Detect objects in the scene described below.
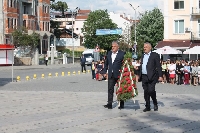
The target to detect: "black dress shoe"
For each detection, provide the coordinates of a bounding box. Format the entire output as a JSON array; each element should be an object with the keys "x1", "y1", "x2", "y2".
[
  {"x1": 143, "y1": 108, "x2": 151, "y2": 112},
  {"x1": 154, "y1": 105, "x2": 158, "y2": 111},
  {"x1": 118, "y1": 100, "x2": 124, "y2": 110},
  {"x1": 118, "y1": 106, "x2": 124, "y2": 110},
  {"x1": 104, "y1": 104, "x2": 112, "y2": 109}
]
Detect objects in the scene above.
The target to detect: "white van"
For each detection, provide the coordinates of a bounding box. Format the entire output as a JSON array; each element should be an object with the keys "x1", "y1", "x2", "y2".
[{"x1": 82, "y1": 49, "x2": 95, "y2": 65}]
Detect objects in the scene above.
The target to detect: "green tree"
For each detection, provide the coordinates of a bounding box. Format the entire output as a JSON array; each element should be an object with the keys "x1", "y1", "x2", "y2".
[
  {"x1": 82, "y1": 9, "x2": 119, "y2": 50},
  {"x1": 50, "y1": 1, "x2": 68, "y2": 17},
  {"x1": 50, "y1": 20, "x2": 62, "y2": 38},
  {"x1": 50, "y1": 1, "x2": 68, "y2": 38},
  {"x1": 12, "y1": 27, "x2": 40, "y2": 56},
  {"x1": 132, "y1": 8, "x2": 164, "y2": 55}
]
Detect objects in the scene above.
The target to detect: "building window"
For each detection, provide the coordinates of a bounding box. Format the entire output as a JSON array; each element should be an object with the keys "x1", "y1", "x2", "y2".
[
  {"x1": 47, "y1": 22, "x2": 49, "y2": 31},
  {"x1": 24, "y1": 5, "x2": 27, "y2": 14},
  {"x1": 174, "y1": 0, "x2": 184, "y2": 9},
  {"x1": 10, "y1": 0, "x2": 13, "y2": 7},
  {"x1": 174, "y1": 20, "x2": 184, "y2": 33},
  {"x1": 23, "y1": 20, "x2": 26, "y2": 27},
  {"x1": 10, "y1": 18, "x2": 13, "y2": 29},
  {"x1": 7, "y1": 18, "x2": 10, "y2": 28},
  {"x1": 43, "y1": 5, "x2": 45, "y2": 13},
  {"x1": 47, "y1": 6, "x2": 50, "y2": 13},
  {"x1": 76, "y1": 28, "x2": 78, "y2": 30},
  {"x1": 43, "y1": 22, "x2": 45, "y2": 31}
]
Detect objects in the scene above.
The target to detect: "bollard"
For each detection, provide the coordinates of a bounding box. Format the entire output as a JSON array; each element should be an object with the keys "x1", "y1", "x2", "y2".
[
  {"x1": 41, "y1": 74, "x2": 45, "y2": 78},
  {"x1": 55, "y1": 72, "x2": 58, "y2": 77},
  {"x1": 87, "y1": 70, "x2": 90, "y2": 73},
  {"x1": 26, "y1": 76, "x2": 30, "y2": 81},
  {"x1": 78, "y1": 71, "x2": 81, "y2": 74},
  {"x1": 62, "y1": 72, "x2": 65, "y2": 76},
  {"x1": 73, "y1": 71, "x2": 76, "y2": 75},
  {"x1": 16, "y1": 76, "x2": 20, "y2": 82},
  {"x1": 67, "y1": 72, "x2": 70, "y2": 76},
  {"x1": 83, "y1": 70, "x2": 86, "y2": 74},
  {"x1": 48, "y1": 73, "x2": 52, "y2": 77},
  {"x1": 33, "y1": 74, "x2": 37, "y2": 79}
]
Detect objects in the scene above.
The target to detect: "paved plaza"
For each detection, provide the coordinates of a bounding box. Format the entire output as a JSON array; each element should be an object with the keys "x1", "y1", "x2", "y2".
[{"x1": 0, "y1": 70, "x2": 200, "y2": 133}]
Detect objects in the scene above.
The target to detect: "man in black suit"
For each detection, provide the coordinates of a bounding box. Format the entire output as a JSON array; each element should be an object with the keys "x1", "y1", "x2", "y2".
[
  {"x1": 139, "y1": 42, "x2": 162, "y2": 112},
  {"x1": 103, "y1": 41, "x2": 125, "y2": 109}
]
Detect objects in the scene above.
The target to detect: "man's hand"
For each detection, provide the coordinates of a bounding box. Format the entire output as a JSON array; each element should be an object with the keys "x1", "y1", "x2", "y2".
[{"x1": 158, "y1": 77, "x2": 163, "y2": 82}]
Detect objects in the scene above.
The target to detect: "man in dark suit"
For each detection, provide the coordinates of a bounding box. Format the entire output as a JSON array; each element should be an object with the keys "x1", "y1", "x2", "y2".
[
  {"x1": 80, "y1": 54, "x2": 86, "y2": 72},
  {"x1": 139, "y1": 42, "x2": 162, "y2": 112},
  {"x1": 103, "y1": 41, "x2": 125, "y2": 109}
]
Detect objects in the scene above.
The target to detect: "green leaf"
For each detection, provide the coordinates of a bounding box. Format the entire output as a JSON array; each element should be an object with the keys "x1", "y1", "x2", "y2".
[
  {"x1": 82, "y1": 10, "x2": 119, "y2": 50},
  {"x1": 131, "y1": 7, "x2": 164, "y2": 56}
]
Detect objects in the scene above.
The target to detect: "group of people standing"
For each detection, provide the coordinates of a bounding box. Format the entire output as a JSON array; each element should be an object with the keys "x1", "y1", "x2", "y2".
[
  {"x1": 132, "y1": 57, "x2": 200, "y2": 86},
  {"x1": 91, "y1": 60, "x2": 108, "y2": 81},
  {"x1": 160, "y1": 60, "x2": 200, "y2": 86}
]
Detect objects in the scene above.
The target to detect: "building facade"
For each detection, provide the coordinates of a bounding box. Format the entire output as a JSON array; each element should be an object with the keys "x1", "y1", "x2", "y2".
[
  {"x1": 109, "y1": 12, "x2": 133, "y2": 46},
  {"x1": 0, "y1": 0, "x2": 51, "y2": 54},
  {"x1": 51, "y1": 9, "x2": 90, "y2": 50},
  {"x1": 156, "y1": 0, "x2": 200, "y2": 50}
]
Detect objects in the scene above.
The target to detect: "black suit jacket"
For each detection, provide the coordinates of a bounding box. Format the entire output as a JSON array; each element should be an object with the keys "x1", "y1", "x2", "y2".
[
  {"x1": 139, "y1": 52, "x2": 162, "y2": 82},
  {"x1": 104, "y1": 50, "x2": 125, "y2": 79}
]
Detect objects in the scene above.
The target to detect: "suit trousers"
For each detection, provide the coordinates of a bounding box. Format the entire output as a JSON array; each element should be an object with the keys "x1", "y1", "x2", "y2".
[
  {"x1": 81, "y1": 64, "x2": 86, "y2": 72},
  {"x1": 142, "y1": 74, "x2": 158, "y2": 108},
  {"x1": 108, "y1": 74, "x2": 118, "y2": 105},
  {"x1": 177, "y1": 74, "x2": 182, "y2": 85}
]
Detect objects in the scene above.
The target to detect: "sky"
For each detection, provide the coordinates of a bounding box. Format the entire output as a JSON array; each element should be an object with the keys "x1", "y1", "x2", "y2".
[{"x1": 61, "y1": 0, "x2": 164, "y2": 18}]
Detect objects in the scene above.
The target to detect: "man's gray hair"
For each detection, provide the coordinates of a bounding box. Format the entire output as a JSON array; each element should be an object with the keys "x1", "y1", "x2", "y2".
[
  {"x1": 144, "y1": 42, "x2": 152, "y2": 48},
  {"x1": 112, "y1": 41, "x2": 119, "y2": 46}
]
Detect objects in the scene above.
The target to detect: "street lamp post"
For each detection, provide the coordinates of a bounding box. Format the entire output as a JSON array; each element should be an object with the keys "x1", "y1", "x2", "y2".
[
  {"x1": 129, "y1": 4, "x2": 139, "y2": 54},
  {"x1": 50, "y1": 44, "x2": 54, "y2": 65},
  {"x1": 71, "y1": 7, "x2": 78, "y2": 64}
]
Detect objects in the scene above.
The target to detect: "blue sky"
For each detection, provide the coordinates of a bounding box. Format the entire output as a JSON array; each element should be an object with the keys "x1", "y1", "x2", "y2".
[{"x1": 61, "y1": 0, "x2": 164, "y2": 18}]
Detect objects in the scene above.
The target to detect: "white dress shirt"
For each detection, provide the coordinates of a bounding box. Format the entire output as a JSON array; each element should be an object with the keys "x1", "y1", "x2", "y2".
[
  {"x1": 142, "y1": 52, "x2": 151, "y2": 74},
  {"x1": 111, "y1": 51, "x2": 118, "y2": 63}
]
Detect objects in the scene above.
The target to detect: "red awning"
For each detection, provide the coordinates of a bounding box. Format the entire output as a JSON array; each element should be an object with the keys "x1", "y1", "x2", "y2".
[
  {"x1": 155, "y1": 40, "x2": 191, "y2": 49},
  {"x1": 0, "y1": 44, "x2": 14, "y2": 49}
]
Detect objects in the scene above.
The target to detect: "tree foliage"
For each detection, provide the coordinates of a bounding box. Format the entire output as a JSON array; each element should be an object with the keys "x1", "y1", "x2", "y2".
[
  {"x1": 50, "y1": 20, "x2": 62, "y2": 38},
  {"x1": 82, "y1": 10, "x2": 119, "y2": 50},
  {"x1": 50, "y1": 1, "x2": 68, "y2": 38},
  {"x1": 50, "y1": 1, "x2": 68, "y2": 17},
  {"x1": 12, "y1": 27, "x2": 40, "y2": 54},
  {"x1": 132, "y1": 8, "x2": 164, "y2": 54}
]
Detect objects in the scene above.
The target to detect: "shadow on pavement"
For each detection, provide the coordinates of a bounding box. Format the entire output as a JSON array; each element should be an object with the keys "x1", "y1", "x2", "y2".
[
  {"x1": 121, "y1": 97, "x2": 200, "y2": 132},
  {"x1": 0, "y1": 78, "x2": 16, "y2": 87}
]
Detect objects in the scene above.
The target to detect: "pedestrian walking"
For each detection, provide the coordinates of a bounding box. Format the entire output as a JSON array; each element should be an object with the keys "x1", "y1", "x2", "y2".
[
  {"x1": 103, "y1": 41, "x2": 125, "y2": 109},
  {"x1": 45, "y1": 55, "x2": 48, "y2": 66},
  {"x1": 138, "y1": 42, "x2": 162, "y2": 112}
]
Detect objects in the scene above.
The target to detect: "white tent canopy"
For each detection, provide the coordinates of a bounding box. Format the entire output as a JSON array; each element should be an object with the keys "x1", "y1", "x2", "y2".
[
  {"x1": 183, "y1": 46, "x2": 200, "y2": 54},
  {"x1": 153, "y1": 46, "x2": 182, "y2": 54}
]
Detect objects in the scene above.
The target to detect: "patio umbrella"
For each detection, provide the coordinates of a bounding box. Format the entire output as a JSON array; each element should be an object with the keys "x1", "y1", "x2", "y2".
[{"x1": 183, "y1": 46, "x2": 200, "y2": 60}]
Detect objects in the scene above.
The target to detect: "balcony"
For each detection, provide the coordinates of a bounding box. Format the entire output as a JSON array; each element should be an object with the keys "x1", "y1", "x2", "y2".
[
  {"x1": 191, "y1": 31, "x2": 200, "y2": 40},
  {"x1": 191, "y1": 7, "x2": 200, "y2": 16}
]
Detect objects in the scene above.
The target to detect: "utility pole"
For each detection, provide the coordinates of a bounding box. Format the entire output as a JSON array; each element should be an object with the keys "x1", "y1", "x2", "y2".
[
  {"x1": 71, "y1": 7, "x2": 78, "y2": 64},
  {"x1": 129, "y1": 4, "x2": 139, "y2": 55}
]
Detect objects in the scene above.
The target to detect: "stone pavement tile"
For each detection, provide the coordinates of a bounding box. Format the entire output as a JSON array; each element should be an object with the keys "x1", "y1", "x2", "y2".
[{"x1": 0, "y1": 90, "x2": 200, "y2": 133}]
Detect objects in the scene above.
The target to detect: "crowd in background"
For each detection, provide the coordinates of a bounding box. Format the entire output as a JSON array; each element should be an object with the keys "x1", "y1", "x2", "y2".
[
  {"x1": 89, "y1": 53, "x2": 200, "y2": 86},
  {"x1": 133, "y1": 58, "x2": 200, "y2": 86},
  {"x1": 91, "y1": 56, "x2": 108, "y2": 81}
]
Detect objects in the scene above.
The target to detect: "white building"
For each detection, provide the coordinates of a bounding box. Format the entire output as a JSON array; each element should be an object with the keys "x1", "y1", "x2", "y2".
[
  {"x1": 51, "y1": 9, "x2": 91, "y2": 48},
  {"x1": 109, "y1": 12, "x2": 134, "y2": 45}
]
